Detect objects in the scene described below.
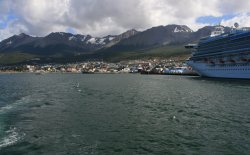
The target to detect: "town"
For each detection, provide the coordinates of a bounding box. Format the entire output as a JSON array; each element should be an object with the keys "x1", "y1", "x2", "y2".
[{"x1": 0, "y1": 58, "x2": 197, "y2": 75}]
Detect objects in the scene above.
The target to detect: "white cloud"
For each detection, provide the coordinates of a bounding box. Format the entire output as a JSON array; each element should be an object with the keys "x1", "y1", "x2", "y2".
[
  {"x1": 0, "y1": 19, "x2": 28, "y2": 41},
  {"x1": 221, "y1": 13, "x2": 250, "y2": 28},
  {"x1": 218, "y1": 0, "x2": 250, "y2": 14},
  {"x1": 0, "y1": 0, "x2": 249, "y2": 40}
]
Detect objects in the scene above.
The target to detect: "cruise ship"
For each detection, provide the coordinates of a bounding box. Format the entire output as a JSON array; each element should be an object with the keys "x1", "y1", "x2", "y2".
[{"x1": 185, "y1": 24, "x2": 250, "y2": 79}]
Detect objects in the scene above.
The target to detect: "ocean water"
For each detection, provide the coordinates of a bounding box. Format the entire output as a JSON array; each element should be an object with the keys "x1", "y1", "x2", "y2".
[{"x1": 0, "y1": 73, "x2": 250, "y2": 155}]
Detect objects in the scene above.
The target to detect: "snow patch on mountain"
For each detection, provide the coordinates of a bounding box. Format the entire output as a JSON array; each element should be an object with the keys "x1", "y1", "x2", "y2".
[
  {"x1": 68, "y1": 36, "x2": 76, "y2": 41},
  {"x1": 87, "y1": 38, "x2": 97, "y2": 44},
  {"x1": 109, "y1": 37, "x2": 115, "y2": 41},
  {"x1": 81, "y1": 36, "x2": 87, "y2": 42},
  {"x1": 173, "y1": 26, "x2": 193, "y2": 33},
  {"x1": 6, "y1": 40, "x2": 12, "y2": 45},
  {"x1": 58, "y1": 32, "x2": 64, "y2": 36},
  {"x1": 86, "y1": 37, "x2": 108, "y2": 45},
  {"x1": 98, "y1": 38, "x2": 105, "y2": 45},
  {"x1": 174, "y1": 27, "x2": 182, "y2": 32}
]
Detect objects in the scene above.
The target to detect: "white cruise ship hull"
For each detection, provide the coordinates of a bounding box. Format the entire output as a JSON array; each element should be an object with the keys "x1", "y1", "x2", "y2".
[{"x1": 187, "y1": 60, "x2": 250, "y2": 79}]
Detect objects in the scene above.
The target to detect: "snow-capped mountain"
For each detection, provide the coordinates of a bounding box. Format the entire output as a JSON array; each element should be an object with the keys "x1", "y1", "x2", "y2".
[
  {"x1": 108, "y1": 24, "x2": 232, "y2": 50},
  {"x1": 0, "y1": 28, "x2": 140, "y2": 57},
  {"x1": 105, "y1": 24, "x2": 195, "y2": 51},
  {"x1": 0, "y1": 24, "x2": 234, "y2": 64},
  {"x1": 0, "y1": 32, "x2": 119, "y2": 55}
]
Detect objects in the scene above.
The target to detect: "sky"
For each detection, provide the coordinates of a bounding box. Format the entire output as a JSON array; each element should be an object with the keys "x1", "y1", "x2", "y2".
[{"x1": 0, "y1": 0, "x2": 250, "y2": 41}]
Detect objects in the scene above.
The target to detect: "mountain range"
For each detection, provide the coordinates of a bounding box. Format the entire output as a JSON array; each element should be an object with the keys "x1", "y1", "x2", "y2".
[{"x1": 0, "y1": 24, "x2": 231, "y2": 64}]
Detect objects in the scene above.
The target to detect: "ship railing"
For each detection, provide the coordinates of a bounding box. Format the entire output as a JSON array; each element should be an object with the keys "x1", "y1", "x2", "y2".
[
  {"x1": 198, "y1": 42, "x2": 250, "y2": 54},
  {"x1": 193, "y1": 50, "x2": 250, "y2": 59},
  {"x1": 230, "y1": 31, "x2": 250, "y2": 40},
  {"x1": 197, "y1": 48, "x2": 248, "y2": 56},
  {"x1": 200, "y1": 34, "x2": 228, "y2": 43},
  {"x1": 192, "y1": 54, "x2": 250, "y2": 65},
  {"x1": 199, "y1": 36, "x2": 250, "y2": 50},
  {"x1": 231, "y1": 27, "x2": 250, "y2": 32}
]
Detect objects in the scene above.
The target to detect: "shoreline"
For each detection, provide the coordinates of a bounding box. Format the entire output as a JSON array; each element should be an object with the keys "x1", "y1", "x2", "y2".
[{"x1": 0, "y1": 71, "x2": 199, "y2": 76}]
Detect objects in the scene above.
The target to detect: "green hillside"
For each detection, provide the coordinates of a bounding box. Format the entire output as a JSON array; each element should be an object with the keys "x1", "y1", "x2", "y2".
[
  {"x1": 0, "y1": 45, "x2": 191, "y2": 65},
  {"x1": 99, "y1": 45, "x2": 191, "y2": 61},
  {"x1": 0, "y1": 52, "x2": 36, "y2": 64}
]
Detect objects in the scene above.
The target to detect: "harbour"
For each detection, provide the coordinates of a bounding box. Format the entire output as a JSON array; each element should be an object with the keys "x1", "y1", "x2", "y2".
[{"x1": 0, "y1": 1, "x2": 250, "y2": 154}]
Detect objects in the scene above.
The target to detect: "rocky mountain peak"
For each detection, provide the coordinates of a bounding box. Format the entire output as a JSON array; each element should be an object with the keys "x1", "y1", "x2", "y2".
[
  {"x1": 123, "y1": 29, "x2": 138, "y2": 37},
  {"x1": 164, "y1": 24, "x2": 193, "y2": 33},
  {"x1": 112, "y1": 29, "x2": 139, "y2": 42}
]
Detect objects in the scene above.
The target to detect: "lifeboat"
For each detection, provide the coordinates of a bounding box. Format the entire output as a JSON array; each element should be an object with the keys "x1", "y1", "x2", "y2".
[
  {"x1": 219, "y1": 59, "x2": 225, "y2": 64},
  {"x1": 240, "y1": 58, "x2": 247, "y2": 62},
  {"x1": 209, "y1": 60, "x2": 215, "y2": 64},
  {"x1": 229, "y1": 59, "x2": 236, "y2": 63}
]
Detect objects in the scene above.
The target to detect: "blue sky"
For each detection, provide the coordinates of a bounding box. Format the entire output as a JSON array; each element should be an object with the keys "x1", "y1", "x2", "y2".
[
  {"x1": 0, "y1": 13, "x2": 16, "y2": 29},
  {"x1": 65, "y1": 27, "x2": 77, "y2": 34},
  {"x1": 196, "y1": 14, "x2": 237, "y2": 25}
]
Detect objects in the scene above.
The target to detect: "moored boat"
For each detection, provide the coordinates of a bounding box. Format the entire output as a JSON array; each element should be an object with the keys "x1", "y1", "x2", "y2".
[{"x1": 185, "y1": 24, "x2": 250, "y2": 79}]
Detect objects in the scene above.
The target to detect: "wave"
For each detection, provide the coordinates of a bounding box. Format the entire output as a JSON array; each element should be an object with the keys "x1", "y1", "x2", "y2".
[
  {"x1": 0, "y1": 95, "x2": 32, "y2": 114},
  {"x1": 0, "y1": 127, "x2": 24, "y2": 149},
  {"x1": 0, "y1": 96, "x2": 30, "y2": 149},
  {"x1": 12, "y1": 95, "x2": 32, "y2": 105},
  {"x1": 0, "y1": 105, "x2": 13, "y2": 113}
]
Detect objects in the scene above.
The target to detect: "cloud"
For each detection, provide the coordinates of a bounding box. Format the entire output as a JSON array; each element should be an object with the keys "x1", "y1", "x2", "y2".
[
  {"x1": 221, "y1": 13, "x2": 250, "y2": 28},
  {"x1": 218, "y1": 0, "x2": 250, "y2": 14},
  {"x1": 0, "y1": 20, "x2": 28, "y2": 41},
  {"x1": 0, "y1": 0, "x2": 249, "y2": 40}
]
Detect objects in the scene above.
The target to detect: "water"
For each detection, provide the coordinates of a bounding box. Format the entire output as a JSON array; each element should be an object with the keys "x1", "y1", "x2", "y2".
[{"x1": 0, "y1": 73, "x2": 250, "y2": 155}]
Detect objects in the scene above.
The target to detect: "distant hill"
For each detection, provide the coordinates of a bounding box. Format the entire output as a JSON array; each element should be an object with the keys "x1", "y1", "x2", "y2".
[{"x1": 0, "y1": 25, "x2": 232, "y2": 64}]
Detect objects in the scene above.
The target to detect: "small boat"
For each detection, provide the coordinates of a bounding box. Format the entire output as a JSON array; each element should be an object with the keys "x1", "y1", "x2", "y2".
[
  {"x1": 35, "y1": 70, "x2": 45, "y2": 75},
  {"x1": 81, "y1": 71, "x2": 94, "y2": 74}
]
